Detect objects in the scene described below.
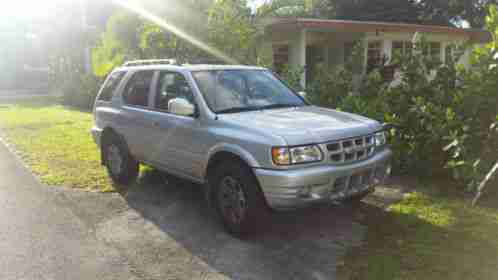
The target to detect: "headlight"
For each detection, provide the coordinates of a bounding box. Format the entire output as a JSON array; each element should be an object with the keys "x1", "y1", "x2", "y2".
[
  {"x1": 272, "y1": 145, "x2": 323, "y2": 165},
  {"x1": 375, "y1": 131, "x2": 387, "y2": 146}
]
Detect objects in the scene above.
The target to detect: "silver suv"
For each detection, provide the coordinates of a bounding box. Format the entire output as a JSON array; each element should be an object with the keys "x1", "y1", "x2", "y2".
[{"x1": 92, "y1": 60, "x2": 392, "y2": 236}]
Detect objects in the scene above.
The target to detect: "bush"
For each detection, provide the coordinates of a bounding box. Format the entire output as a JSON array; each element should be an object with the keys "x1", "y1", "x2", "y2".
[
  {"x1": 61, "y1": 74, "x2": 102, "y2": 111},
  {"x1": 284, "y1": 13, "x2": 498, "y2": 192}
]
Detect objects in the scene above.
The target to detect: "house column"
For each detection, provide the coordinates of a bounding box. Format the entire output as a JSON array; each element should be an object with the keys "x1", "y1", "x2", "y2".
[
  {"x1": 441, "y1": 41, "x2": 447, "y2": 64},
  {"x1": 289, "y1": 29, "x2": 307, "y2": 89},
  {"x1": 383, "y1": 40, "x2": 392, "y2": 64},
  {"x1": 362, "y1": 37, "x2": 368, "y2": 75}
]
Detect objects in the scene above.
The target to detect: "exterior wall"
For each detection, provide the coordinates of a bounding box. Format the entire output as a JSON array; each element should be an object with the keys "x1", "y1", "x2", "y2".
[
  {"x1": 268, "y1": 26, "x2": 475, "y2": 88},
  {"x1": 364, "y1": 32, "x2": 472, "y2": 66}
]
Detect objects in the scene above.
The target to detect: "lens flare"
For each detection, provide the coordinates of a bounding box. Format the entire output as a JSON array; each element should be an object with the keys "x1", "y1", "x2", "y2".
[{"x1": 112, "y1": 0, "x2": 237, "y2": 64}]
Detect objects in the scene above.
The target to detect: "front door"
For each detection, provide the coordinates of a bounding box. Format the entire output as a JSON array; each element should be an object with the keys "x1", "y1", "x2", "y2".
[{"x1": 146, "y1": 71, "x2": 203, "y2": 180}]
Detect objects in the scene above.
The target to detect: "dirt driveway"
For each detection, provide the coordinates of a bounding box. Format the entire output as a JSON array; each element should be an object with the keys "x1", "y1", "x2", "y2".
[{"x1": 57, "y1": 169, "x2": 402, "y2": 280}]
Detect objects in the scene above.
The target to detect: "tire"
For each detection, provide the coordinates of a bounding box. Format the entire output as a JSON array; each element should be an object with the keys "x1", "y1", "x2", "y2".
[
  {"x1": 211, "y1": 160, "x2": 267, "y2": 238},
  {"x1": 346, "y1": 189, "x2": 373, "y2": 207},
  {"x1": 102, "y1": 133, "x2": 139, "y2": 185}
]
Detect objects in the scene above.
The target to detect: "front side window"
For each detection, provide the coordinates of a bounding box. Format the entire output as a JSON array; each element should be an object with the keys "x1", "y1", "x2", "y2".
[
  {"x1": 155, "y1": 72, "x2": 195, "y2": 114},
  {"x1": 123, "y1": 70, "x2": 154, "y2": 107},
  {"x1": 98, "y1": 71, "x2": 126, "y2": 102},
  {"x1": 192, "y1": 70, "x2": 305, "y2": 114}
]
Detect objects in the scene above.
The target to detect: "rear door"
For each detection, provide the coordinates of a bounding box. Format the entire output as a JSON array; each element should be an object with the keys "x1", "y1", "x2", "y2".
[
  {"x1": 94, "y1": 71, "x2": 126, "y2": 128},
  {"x1": 119, "y1": 70, "x2": 157, "y2": 161}
]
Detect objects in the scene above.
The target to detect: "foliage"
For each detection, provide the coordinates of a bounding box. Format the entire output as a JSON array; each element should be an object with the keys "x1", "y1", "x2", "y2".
[
  {"x1": 207, "y1": 0, "x2": 260, "y2": 64},
  {"x1": 417, "y1": 0, "x2": 498, "y2": 28},
  {"x1": 92, "y1": 11, "x2": 143, "y2": 77},
  {"x1": 292, "y1": 6, "x2": 498, "y2": 191},
  {"x1": 318, "y1": 0, "x2": 497, "y2": 27},
  {"x1": 278, "y1": 64, "x2": 305, "y2": 91},
  {"x1": 307, "y1": 65, "x2": 353, "y2": 107},
  {"x1": 331, "y1": 0, "x2": 424, "y2": 24},
  {"x1": 60, "y1": 74, "x2": 102, "y2": 110}
]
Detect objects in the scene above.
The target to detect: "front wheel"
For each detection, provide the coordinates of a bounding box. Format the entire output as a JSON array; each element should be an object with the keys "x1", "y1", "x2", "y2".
[
  {"x1": 211, "y1": 160, "x2": 268, "y2": 238},
  {"x1": 103, "y1": 134, "x2": 139, "y2": 185}
]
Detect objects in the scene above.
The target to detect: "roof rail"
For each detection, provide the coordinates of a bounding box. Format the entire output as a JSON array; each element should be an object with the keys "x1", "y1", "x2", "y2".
[
  {"x1": 123, "y1": 59, "x2": 178, "y2": 67},
  {"x1": 183, "y1": 58, "x2": 229, "y2": 65}
]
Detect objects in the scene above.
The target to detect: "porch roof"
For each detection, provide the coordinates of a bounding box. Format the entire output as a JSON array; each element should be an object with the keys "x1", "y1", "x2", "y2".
[{"x1": 268, "y1": 18, "x2": 492, "y2": 43}]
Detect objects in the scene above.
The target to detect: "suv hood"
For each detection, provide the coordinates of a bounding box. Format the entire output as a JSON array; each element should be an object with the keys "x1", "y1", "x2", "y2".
[{"x1": 219, "y1": 106, "x2": 382, "y2": 146}]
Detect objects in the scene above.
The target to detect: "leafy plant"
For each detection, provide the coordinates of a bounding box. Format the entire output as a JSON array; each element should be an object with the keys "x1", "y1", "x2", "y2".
[{"x1": 285, "y1": 6, "x2": 498, "y2": 192}]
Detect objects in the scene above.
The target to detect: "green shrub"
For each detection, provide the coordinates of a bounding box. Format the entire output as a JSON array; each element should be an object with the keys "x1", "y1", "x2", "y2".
[
  {"x1": 61, "y1": 74, "x2": 102, "y2": 111},
  {"x1": 282, "y1": 9, "x2": 498, "y2": 191},
  {"x1": 278, "y1": 64, "x2": 305, "y2": 91}
]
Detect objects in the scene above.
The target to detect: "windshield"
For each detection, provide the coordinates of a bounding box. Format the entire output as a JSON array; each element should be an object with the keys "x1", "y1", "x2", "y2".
[{"x1": 192, "y1": 70, "x2": 306, "y2": 114}]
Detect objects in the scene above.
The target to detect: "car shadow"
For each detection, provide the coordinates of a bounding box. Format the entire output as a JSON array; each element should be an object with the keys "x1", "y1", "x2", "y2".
[{"x1": 115, "y1": 168, "x2": 370, "y2": 280}]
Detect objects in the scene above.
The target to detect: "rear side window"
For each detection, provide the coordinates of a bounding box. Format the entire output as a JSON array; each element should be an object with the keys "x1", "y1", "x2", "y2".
[
  {"x1": 122, "y1": 70, "x2": 154, "y2": 107},
  {"x1": 98, "y1": 71, "x2": 126, "y2": 102}
]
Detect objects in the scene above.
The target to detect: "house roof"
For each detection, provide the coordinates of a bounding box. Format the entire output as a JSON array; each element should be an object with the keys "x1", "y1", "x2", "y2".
[{"x1": 268, "y1": 18, "x2": 492, "y2": 43}]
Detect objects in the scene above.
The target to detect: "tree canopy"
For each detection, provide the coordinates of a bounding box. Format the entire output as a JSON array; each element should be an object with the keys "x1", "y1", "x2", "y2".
[{"x1": 308, "y1": 0, "x2": 497, "y2": 27}]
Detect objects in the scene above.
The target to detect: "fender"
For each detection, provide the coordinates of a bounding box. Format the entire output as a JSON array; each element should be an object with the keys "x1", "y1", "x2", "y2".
[{"x1": 203, "y1": 142, "x2": 261, "y2": 178}]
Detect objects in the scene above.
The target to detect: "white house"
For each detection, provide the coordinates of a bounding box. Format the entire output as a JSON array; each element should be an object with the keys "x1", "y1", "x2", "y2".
[{"x1": 264, "y1": 18, "x2": 491, "y2": 88}]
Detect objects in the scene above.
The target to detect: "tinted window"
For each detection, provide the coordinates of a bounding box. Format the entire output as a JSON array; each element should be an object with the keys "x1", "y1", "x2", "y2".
[
  {"x1": 155, "y1": 72, "x2": 195, "y2": 114},
  {"x1": 123, "y1": 71, "x2": 154, "y2": 107},
  {"x1": 98, "y1": 71, "x2": 125, "y2": 102}
]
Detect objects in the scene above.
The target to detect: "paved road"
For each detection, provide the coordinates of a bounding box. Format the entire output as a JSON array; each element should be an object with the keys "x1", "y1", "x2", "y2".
[
  {"x1": 0, "y1": 139, "x2": 375, "y2": 280},
  {"x1": 0, "y1": 141, "x2": 138, "y2": 280}
]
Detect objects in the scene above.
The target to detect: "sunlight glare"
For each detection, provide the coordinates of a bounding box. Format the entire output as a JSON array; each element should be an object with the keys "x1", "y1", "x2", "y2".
[
  {"x1": 0, "y1": 0, "x2": 59, "y2": 19},
  {"x1": 113, "y1": 0, "x2": 238, "y2": 64}
]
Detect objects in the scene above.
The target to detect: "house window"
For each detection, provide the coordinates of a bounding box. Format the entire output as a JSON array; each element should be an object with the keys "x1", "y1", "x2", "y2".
[
  {"x1": 367, "y1": 41, "x2": 383, "y2": 72},
  {"x1": 423, "y1": 42, "x2": 442, "y2": 62},
  {"x1": 344, "y1": 41, "x2": 355, "y2": 64},
  {"x1": 392, "y1": 41, "x2": 413, "y2": 56}
]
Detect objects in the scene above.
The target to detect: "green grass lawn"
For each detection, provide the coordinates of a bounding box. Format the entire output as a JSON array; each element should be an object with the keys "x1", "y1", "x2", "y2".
[
  {"x1": 338, "y1": 183, "x2": 498, "y2": 280},
  {"x1": 0, "y1": 97, "x2": 114, "y2": 192}
]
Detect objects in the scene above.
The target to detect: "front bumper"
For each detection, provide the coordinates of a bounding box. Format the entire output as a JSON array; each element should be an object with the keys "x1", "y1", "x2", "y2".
[
  {"x1": 91, "y1": 127, "x2": 103, "y2": 147},
  {"x1": 254, "y1": 148, "x2": 392, "y2": 210}
]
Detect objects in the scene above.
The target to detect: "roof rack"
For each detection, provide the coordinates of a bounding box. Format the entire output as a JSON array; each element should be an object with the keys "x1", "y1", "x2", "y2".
[
  {"x1": 123, "y1": 59, "x2": 178, "y2": 67},
  {"x1": 183, "y1": 58, "x2": 228, "y2": 65}
]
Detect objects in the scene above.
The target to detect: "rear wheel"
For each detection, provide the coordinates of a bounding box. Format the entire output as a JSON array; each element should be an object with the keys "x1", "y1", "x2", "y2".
[
  {"x1": 211, "y1": 160, "x2": 267, "y2": 238},
  {"x1": 103, "y1": 134, "x2": 139, "y2": 185}
]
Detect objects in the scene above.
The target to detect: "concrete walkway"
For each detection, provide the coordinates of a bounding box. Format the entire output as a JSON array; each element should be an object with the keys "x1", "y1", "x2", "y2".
[{"x1": 0, "y1": 141, "x2": 138, "y2": 280}]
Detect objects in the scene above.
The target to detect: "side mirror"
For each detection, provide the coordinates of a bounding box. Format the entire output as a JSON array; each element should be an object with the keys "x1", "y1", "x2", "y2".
[
  {"x1": 168, "y1": 98, "x2": 195, "y2": 117},
  {"x1": 298, "y1": 91, "x2": 307, "y2": 99}
]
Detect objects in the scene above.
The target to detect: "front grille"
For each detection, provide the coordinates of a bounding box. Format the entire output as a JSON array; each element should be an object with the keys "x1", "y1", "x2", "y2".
[{"x1": 326, "y1": 134, "x2": 375, "y2": 164}]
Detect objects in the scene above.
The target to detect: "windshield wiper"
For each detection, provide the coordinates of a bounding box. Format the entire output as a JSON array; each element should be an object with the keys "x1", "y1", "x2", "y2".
[
  {"x1": 257, "y1": 104, "x2": 301, "y2": 110},
  {"x1": 215, "y1": 106, "x2": 261, "y2": 114},
  {"x1": 215, "y1": 104, "x2": 301, "y2": 114}
]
